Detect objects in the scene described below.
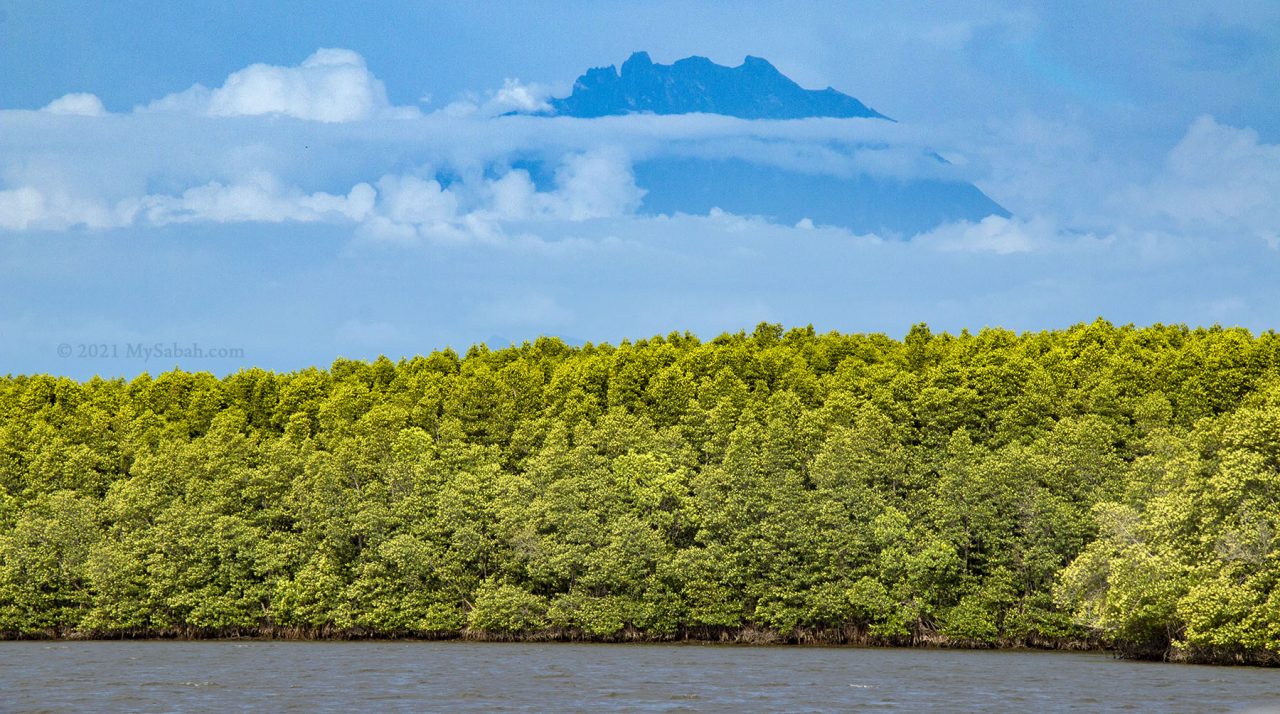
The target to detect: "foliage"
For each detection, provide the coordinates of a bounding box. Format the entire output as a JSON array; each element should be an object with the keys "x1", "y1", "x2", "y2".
[{"x1": 1, "y1": 322, "x2": 1278, "y2": 661}]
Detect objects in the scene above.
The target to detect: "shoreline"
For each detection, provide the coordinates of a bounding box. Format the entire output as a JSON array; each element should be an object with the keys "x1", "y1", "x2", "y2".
[{"x1": 5, "y1": 627, "x2": 1274, "y2": 667}]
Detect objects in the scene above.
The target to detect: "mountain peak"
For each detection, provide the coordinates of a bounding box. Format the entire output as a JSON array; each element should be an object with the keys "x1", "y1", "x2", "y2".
[
  {"x1": 545, "y1": 53, "x2": 889, "y2": 120},
  {"x1": 622, "y1": 51, "x2": 653, "y2": 70},
  {"x1": 741, "y1": 55, "x2": 777, "y2": 71}
]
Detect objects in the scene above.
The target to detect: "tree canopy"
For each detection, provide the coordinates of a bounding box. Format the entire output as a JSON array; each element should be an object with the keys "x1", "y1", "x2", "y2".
[{"x1": 2, "y1": 320, "x2": 1278, "y2": 664}]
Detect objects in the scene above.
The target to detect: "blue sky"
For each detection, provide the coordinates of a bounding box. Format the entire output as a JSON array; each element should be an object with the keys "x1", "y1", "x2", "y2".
[{"x1": 1, "y1": 1, "x2": 1279, "y2": 377}]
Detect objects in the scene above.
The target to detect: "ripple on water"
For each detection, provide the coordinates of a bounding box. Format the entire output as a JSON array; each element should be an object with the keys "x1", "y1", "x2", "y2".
[{"x1": 1, "y1": 643, "x2": 1276, "y2": 713}]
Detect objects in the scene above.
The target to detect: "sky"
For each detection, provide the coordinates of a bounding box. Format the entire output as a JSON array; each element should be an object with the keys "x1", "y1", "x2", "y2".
[{"x1": 1, "y1": 1, "x2": 1279, "y2": 378}]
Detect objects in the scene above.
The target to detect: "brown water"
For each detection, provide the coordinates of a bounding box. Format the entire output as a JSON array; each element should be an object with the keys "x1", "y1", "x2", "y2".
[{"x1": 1, "y1": 642, "x2": 1277, "y2": 712}]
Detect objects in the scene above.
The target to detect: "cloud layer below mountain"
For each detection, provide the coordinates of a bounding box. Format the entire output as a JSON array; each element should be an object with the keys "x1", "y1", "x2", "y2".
[
  {"x1": 1, "y1": 47, "x2": 1278, "y2": 376},
  {"x1": 0, "y1": 49, "x2": 984, "y2": 236}
]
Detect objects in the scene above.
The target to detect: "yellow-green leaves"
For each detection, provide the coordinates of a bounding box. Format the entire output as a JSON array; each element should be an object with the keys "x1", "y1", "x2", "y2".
[{"x1": 1, "y1": 323, "x2": 1278, "y2": 659}]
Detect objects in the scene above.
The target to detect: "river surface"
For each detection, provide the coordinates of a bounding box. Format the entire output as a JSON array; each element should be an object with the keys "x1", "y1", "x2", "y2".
[{"x1": 1, "y1": 642, "x2": 1277, "y2": 712}]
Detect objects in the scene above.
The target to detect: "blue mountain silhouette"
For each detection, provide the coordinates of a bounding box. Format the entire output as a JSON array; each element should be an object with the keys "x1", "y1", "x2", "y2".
[
  {"x1": 516, "y1": 52, "x2": 1009, "y2": 233},
  {"x1": 634, "y1": 158, "x2": 1007, "y2": 236},
  {"x1": 547, "y1": 51, "x2": 889, "y2": 120}
]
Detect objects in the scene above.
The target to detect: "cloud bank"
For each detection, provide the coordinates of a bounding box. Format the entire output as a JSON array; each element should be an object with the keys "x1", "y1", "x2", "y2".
[
  {"x1": 143, "y1": 48, "x2": 419, "y2": 122},
  {"x1": 2, "y1": 48, "x2": 1279, "y2": 377},
  {"x1": 1130, "y1": 117, "x2": 1280, "y2": 248},
  {"x1": 42, "y1": 93, "x2": 107, "y2": 117},
  {"x1": 0, "y1": 49, "x2": 987, "y2": 238}
]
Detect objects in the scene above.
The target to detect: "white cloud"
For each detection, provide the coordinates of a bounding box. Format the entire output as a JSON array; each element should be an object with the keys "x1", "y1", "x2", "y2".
[
  {"x1": 488, "y1": 78, "x2": 554, "y2": 114},
  {"x1": 4, "y1": 48, "x2": 1276, "y2": 264},
  {"x1": 1128, "y1": 116, "x2": 1280, "y2": 248},
  {"x1": 355, "y1": 215, "x2": 422, "y2": 244},
  {"x1": 0, "y1": 186, "x2": 137, "y2": 231},
  {"x1": 706, "y1": 206, "x2": 773, "y2": 232},
  {"x1": 140, "y1": 172, "x2": 375, "y2": 225},
  {"x1": 42, "y1": 93, "x2": 107, "y2": 116},
  {"x1": 914, "y1": 215, "x2": 1058, "y2": 254},
  {"x1": 0, "y1": 187, "x2": 46, "y2": 230},
  {"x1": 955, "y1": 113, "x2": 1280, "y2": 251},
  {"x1": 960, "y1": 112, "x2": 1120, "y2": 225},
  {"x1": 0, "y1": 147, "x2": 643, "y2": 237},
  {"x1": 357, "y1": 149, "x2": 645, "y2": 243},
  {"x1": 144, "y1": 48, "x2": 418, "y2": 122},
  {"x1": 440, "y1": 78, "x2": 562, "y2": 118},
  {"x1": 485, "y1": 169, "x2": 539, "y2": 221},
  {"x1": 546, "y1": 148, "x2": 645, "y2": 220},
  {"x1": 375, "y1": 174, "x2": 459, "y2": 225},
  {"x1": 1, "y1": 74, "x2": 970, "y2": 237},
  {"x1": 0, "y1": 173, "x2": 380, "y2": 231}
]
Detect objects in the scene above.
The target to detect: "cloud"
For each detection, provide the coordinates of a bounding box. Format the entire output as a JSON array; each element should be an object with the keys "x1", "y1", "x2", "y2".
[
  {"x1": 356, "y1": 173, "x2": 470, "y2": 244},
  {"x1": 3, "y1": 48, "x2": 1276, "y2": 266},
  {"x1": 356, "y1": 149, "x2": 645, "y2": 244},
  {"x1": 0, "y1": 186, "x2": 134, "y2": 231},
  {"x1": 140, "y1": 172, "x2": 376, "y2": 225},
  {"x1": 914, "y1": 215, "x2": 1058, "y2": 254},
  {"x1": 906, "y1": 115, "x2": 1280, "y2": 258},
  {"x1": 440, "y1": 78, "x2": 563, "y2": 118},
  {"x1": 42, "y1": 93, "x2": 106, "y2": 116},
  {"x1": 0, "y1": 173, "x2": 377, "y2": 231},
  {"x1": 0, "y1": 44, "x2": 973, "y2": 238},
  {"x1": 488, "y1": 78, "x2": 555, "y2": 114},
  {"x1": 469, "y1": 148, "x2": 644, "y2": 224},
  {"x1": 0, "y1": 187, "x2": 45, "y2": 230},
  {"x1": 6, "y1": 200, "x2": 1280, "y2": 379},
  {"x1": 0, "y1": 111, "x2": 946, "y2": 238},
  {"x1": 1128, "y1": 116, "x2": 1280, "y2": 247},
  {"x1": 144, "y1": 48, "x2": 418, "y2": 122},
  {"x1": 0, "y1": 146, "x2": 643, "y2": 238},
  {"x1": 542, "y1": 148, "x2": 645, "y2": 220},
  {"x1": 375, "y1": 174, "x2": 459, "y2": 225},
  {"x1": 3, "y1": 102, "x2": 1274, "y2": 260},
  {"x1": 959, "y1": 112, "x2": 1120, "y2": 225},
  {"x1": 955, "y1": 112, "x2": 1280, "y2": 251}
]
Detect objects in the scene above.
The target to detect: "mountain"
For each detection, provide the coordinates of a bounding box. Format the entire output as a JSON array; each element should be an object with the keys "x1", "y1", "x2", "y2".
[
  {"x1": 519, "y1": 52, "x2": 1008, "y2": 234},
  {"x1": 634, "y1": 158, "x2": 1009, "y2": 236},
  {"x1": 546, "y1": 51, "x2": 889, "y2": 120}
]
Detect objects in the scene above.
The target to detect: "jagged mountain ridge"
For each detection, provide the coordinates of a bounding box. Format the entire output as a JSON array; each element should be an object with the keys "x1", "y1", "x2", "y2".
[
  {"x1": 514, "y1": 52, "x2": 1007, "y2": 233},
  {"x1": 546, "y1": 51, "x2": 889, "y2": 120}
]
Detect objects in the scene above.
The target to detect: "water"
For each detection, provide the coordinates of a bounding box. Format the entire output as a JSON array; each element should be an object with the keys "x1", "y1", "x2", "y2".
[{"x1": 1, "y1": 642, "x2": 1277, "y2": 713}]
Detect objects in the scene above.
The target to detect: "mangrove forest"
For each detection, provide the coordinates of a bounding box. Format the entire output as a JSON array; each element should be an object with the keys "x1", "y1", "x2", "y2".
[{"x1": 2, "y1": 321, "x2": 1279, "y2": 665}]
